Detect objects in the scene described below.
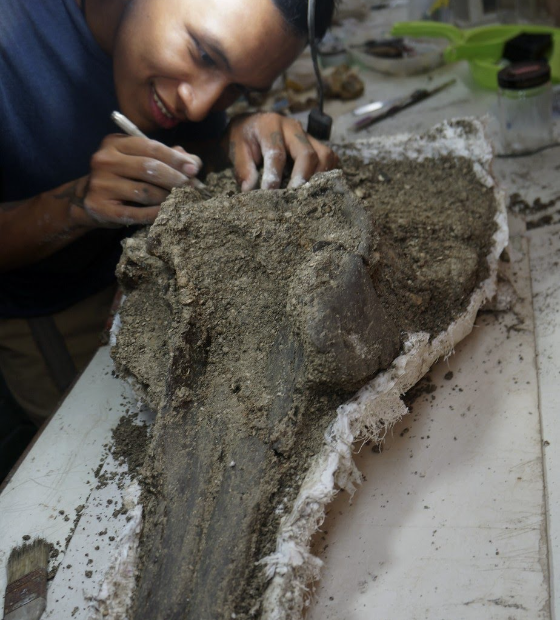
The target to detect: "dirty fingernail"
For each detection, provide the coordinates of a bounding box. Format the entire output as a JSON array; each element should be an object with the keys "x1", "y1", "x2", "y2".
[
  {"x1": 183, "y1": 163, "x2": 200, "y2": 176},
  {"x1": 261, "y1": 172, "x2": 280, "y2": 191},
  {"x1": 187, "y1": 154, "x2": 203, "y2": 167},
  {"x1": 288, "y1": 176, "x2": 306, "y2": 190}
]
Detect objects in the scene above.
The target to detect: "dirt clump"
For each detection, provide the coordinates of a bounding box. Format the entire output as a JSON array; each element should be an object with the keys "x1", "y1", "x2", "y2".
[
  {"x1": 111, "y1": 148, "x2": 497, "y2": 619},
  {"x1": 110, "y1": 414, "x2": 149, "y2": 478},
  {"x1": 341, "y1": 154, "x2": 496, "y2": 334}
]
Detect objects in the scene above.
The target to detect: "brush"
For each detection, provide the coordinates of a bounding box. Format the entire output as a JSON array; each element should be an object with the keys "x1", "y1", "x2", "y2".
[{"x1": 3, "y1": 539, "x2": 49, "y2": 620}]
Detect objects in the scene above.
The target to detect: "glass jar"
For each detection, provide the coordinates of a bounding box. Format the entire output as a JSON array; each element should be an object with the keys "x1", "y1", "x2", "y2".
[{"x1": 498, "y1": 61, "x2": 553, "y2": 155}]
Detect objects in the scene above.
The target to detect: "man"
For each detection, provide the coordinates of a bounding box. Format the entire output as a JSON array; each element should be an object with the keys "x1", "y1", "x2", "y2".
[{"x1": 0, "y1": 0, "x2": 338, "y2": 425}]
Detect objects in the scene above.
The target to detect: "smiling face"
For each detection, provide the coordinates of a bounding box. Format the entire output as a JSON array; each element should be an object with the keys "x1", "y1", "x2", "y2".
[{"x1": 111, "y1": 0, "x2": 306, "y2": 132}]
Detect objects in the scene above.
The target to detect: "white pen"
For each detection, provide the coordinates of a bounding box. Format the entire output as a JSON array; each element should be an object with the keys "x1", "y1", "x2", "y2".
[
  {"x1": 110, "y1": 110, "x2": 206, "y2": 189},
  {"x1": 111, "y1": 110, "x2": 148, "y2": 138}
]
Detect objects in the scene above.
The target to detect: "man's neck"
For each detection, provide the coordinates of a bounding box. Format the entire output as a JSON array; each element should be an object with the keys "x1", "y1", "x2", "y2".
[{"x1": 74, "y1": 0, "x2": 129, "y2": 56}]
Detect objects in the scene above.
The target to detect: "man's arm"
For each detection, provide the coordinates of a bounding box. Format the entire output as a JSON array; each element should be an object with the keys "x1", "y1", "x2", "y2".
[
  {"x1": 0, "y1": 134, "x2": 202, "y2": 272},
  {"x1": 0, "y1": 177, "x2": 94, "y2": 271}
]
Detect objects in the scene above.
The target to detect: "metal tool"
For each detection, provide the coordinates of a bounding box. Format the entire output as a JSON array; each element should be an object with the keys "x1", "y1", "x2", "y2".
[
  {"x1": 354, "y1": 95, "x2": 401, "y2": 116},
  {"x1": 352, "y1": 78, "x2": 456, "y2": 131}
]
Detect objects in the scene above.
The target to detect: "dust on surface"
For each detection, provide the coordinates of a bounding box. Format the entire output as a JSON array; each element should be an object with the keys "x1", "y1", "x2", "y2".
[
  {"x1": 110, "y1": 413, "x2": 149, "y2": 478},
  {"x1": 508, "y1": 192, "x2": 560, "y2": 230},
  {"x1": 111, "y1": 140, "x2": 498, "y2": 619},
  {"x1": 508, "y1": 192, "x2": 559, "y2": 214}
]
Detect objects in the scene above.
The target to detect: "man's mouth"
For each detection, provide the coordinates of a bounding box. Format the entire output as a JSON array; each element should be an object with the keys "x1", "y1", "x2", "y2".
[{"x1": 152, "y1": 86, "x2": 175, "y2": 120}]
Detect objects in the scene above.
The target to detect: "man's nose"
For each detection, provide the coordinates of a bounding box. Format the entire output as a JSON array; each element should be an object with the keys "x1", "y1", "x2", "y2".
[{"x1": 177, "y1": 79, "x2": 225, "y2": 123}]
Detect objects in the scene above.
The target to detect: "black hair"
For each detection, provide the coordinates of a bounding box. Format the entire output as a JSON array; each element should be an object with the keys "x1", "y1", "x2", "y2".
[{"x1": 272, "y1": 0, "x2": 336, "y2": 40}]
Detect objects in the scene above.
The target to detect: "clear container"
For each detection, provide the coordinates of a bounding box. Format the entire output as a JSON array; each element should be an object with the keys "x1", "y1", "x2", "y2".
[{"x1": 498, "y1": 61, "x2": 553, "y2": 154}]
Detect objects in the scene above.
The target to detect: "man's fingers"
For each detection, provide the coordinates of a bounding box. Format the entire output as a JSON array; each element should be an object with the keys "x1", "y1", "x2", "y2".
[
  {"x1": 112, "y1": 178, "x2": 170, "y2": 206},
  {"x1": 226, "y1": 113, "x2": 339, "y2": 192},
  {"x1": 86, "y1": 174, "x2": 168, "y2": 222},
  {"x1": 260, "y1": 130, "x2": 287, "y2": 190},
  {"x1": 108, "y1": 135, "x2": 202, "y2": 176},
  {"x1": 84, "y1": 201, "x2": 161, "y2": 227},
  {"x1": 285, "y1": 129, "x2": 339, "y2": 188},
  {"x1": 83, "y1": 134, "x2": 206, "y2": 230},
  {"x1": 132, "y1": 158, "x2": 192, "y2": 191},
  {"x1": 285, "y1": 130, "x2": 318, "y2": 189},
  {"x1": 306, "y1": 134, "x2": 340, "y2": 172},
  {"x1": 231, "y1": 139, "x2": 260, "y2": 192},
  {"x1": 90, "y1": 150, "x2": 190, "y2": 192},
  {"x1": 119, "y1": 137, "x2": 202, "y2": 172}
]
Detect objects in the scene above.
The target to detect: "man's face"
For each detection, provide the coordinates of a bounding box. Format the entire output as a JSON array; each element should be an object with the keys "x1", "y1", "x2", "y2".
[{"x1": 112, "y1": 0, "x2": 306, "y2": 132}]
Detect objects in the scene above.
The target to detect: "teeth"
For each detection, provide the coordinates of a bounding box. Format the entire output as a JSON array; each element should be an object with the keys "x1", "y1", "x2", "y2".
[{"x1": 152, "y1": 87, "x2": 174, "y2": 119}]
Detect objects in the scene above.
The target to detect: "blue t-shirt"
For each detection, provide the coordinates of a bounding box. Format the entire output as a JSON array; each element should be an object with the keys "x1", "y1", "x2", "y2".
[{"x1": 0, "y1": 0, "x2": 226, "y2": 318}]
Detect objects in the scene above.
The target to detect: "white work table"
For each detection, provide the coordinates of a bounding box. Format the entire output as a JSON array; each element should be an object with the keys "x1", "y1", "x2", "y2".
[{"x1": 1, "y1": 5, "x2": 560, "y2": 619}]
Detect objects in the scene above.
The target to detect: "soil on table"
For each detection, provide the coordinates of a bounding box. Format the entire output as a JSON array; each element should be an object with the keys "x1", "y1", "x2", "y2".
[{"x1": 111, "y1": 141, "x2": 497, "y2": 620}]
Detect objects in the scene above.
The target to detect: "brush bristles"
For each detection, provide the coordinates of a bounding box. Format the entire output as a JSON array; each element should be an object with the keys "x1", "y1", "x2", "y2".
[{"x1": 7, "y1": 539, "x2": 49, "y2": 583}]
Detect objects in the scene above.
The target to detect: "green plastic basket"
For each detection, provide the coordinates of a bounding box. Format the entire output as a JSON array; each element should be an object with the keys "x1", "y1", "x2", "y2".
[{"x1": 391, "y1": 21, "x2": 560, "y2": 89}]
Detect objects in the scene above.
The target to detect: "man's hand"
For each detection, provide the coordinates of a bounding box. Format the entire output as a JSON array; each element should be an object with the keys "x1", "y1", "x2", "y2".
[
  {"x1": 78, "y1": 134, "x2": 203, "y2": 228},
  {"x1": 224, "y1": 112, "x2": 339, "y2": 191},
  {"x1": 0, "y1": 135, "x2": 204, "y2": 270}
]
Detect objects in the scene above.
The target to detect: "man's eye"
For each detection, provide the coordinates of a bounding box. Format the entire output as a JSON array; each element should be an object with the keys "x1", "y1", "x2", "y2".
[
  {"x1": 200, "y1": 50, "x2": 215, "y2": 67},
  {"x1": 195, "y1": 41, "x2": 215, "y2": 68}
]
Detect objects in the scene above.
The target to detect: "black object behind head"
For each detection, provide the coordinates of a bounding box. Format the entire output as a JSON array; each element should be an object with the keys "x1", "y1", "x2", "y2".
[{"x1": 307, "y1": 0, "x2": 332, "y2": 140}]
